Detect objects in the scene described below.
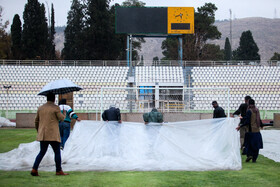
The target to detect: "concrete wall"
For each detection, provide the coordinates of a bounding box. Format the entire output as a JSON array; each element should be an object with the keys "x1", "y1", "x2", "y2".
[
  {"x1": 16, "y1": 112, "x2": 213, "y2": 128},
  {"x1": 274, "y1": 113, "x2": 280, "y2": 128}
]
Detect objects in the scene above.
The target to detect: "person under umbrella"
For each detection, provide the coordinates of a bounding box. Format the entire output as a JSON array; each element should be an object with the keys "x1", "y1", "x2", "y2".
[{"x1": 31, "y1": 93, "x2": 68, "y2": 176}]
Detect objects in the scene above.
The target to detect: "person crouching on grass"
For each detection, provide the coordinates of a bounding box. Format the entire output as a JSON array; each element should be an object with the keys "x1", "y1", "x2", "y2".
[{"x1": 31, "y1": 93, "x2": 69, "y2": 176}]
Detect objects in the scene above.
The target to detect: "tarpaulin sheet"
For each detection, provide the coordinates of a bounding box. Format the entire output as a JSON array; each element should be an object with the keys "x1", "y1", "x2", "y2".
[{"x1": 0, "y1": 118, "x2": 242, "y2": 171}]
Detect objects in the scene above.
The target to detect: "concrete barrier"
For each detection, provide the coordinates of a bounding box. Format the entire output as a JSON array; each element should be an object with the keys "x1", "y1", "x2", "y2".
[
  {"x1": 274, "y1": 113, "x2": 280, "y2": 128},
  {"x1": 16, "y1": 112, "x2": 214, "y2": 128}
]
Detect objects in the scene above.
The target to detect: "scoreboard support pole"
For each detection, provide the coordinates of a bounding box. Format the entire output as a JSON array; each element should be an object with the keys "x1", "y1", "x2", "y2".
[
  {"x1": 127, "y1": 35, "x2": 130, "y2": 67},
  {"x1": 178, "y1": 36, "x2": 183, "y2": 66}
]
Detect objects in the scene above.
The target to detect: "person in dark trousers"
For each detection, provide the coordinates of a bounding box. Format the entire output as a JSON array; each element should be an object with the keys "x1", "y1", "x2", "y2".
[
  {"x1": 31, "y1": 93, "x2": 68, "y2": 176},
  {"x1": 59, "y1": 99, "x2": 81, "y2": 150},
  {"x1": 232, "y1": 95, "x2": 251, "y2": 152},
  {"x1": 143, "y1": 108, "x2": 163, "y2": 124},
  {"x1": 236, "y1": 99, "x2": 263, "y2": 163},
  {"x1": 212, "y1": 101, "x2": 226, "y2": 118},
  {"x1": 102, "y1": 104, "x2": 122, "y2": 123}
]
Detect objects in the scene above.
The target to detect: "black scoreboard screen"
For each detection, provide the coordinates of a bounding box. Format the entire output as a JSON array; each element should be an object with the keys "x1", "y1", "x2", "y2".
[
  {"x1": 115, "y1": 7, "x2": 194, "y2": 34},
  {"x1": 116, "y1": 7, "x2": 167, "y2": 34}
]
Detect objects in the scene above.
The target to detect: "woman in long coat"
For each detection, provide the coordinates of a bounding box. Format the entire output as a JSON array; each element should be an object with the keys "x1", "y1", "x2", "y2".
[{"x1": 236, "y1": 99, "x2": 263, "y2": 163}]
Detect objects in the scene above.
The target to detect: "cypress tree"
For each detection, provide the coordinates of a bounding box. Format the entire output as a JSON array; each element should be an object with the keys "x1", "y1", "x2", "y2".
[
  {"x1": 62, "y1": 0, "x2": 85, "y2": 60},
  {"x1": 50, "y1": 3, "x2": 56, "y2": 59},
  {"x1": 39, "y1": 3, "x2": 49, "y2": 59},
  {"x1": 224, "y1": 37, "x2": 231, "y2": 61},
  {"x1": 22, "y1": 0, "x2": 49, "y2": 59},
  {"x1": 235, "y1": 30, "x2": 260, "y2": 60},
  {"x1": 11, "y1": 14, "x2": 22, "y2": 59},
  {"x1": 83, "y1": 0, "x2": 112, "y2": 60}
]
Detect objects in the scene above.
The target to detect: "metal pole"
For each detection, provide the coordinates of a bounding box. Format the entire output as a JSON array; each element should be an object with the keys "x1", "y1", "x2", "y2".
[
  {"x1": 229, "y1": 9, "x2": 232, "y2": 61},
  {"x1": 100, "y1": 88, "x2": 103, "y2": 121},
  {"x1": 127, "y1": 35, "x2": 130, "y2": 67},
  {"x1": 129, "y1": 35, "x2": 133, "y2": 113},
  {"x1": 3, "y1": 86, "x2": 11, "y2": 118},
  {"x1": 178, "y1": 36, "x2": 183, "y2": 66},
  {"x1": 129, "y1": 35, "x2": 132, "y2": 76},
  {"x1": 6, "y1": 89, "x2": 8, "y2": 118},
  {"x1": 188, "y1": 75, "x2": 191, "y2": 111},
  {"x1": 227, "y1": 88, "x2": 230, "y2": 117}
]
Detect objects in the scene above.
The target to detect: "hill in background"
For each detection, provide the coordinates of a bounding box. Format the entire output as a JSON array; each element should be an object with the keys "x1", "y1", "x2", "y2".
[
  {"x1": 54, "y1": 17, "x2": 280, "y2": 60},
  {"x1": 211, "y1": 17, "x2": 280, "y2": 60}
]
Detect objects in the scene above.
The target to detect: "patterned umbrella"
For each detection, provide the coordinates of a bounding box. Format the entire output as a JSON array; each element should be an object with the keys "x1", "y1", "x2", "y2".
[{"x1": 38, "y1": 79, "x2": 82, "y2": 96}]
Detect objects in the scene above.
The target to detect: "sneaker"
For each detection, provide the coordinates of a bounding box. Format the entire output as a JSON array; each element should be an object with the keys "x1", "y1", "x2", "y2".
[{"x1": 246, "y1": 156, "x2": 253, "y2": 162}]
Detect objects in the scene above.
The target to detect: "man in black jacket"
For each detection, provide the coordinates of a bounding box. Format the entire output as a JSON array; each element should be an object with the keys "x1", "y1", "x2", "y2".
[
  {"x1": 212, "y1": 101, "x2": 226, "y2": 118},
  {"x1": 232, "y1": 95, "x2": 251, "y2": 152},
  {"x1": 102, "y1": 104, "x2": 122, "y2": 123}
]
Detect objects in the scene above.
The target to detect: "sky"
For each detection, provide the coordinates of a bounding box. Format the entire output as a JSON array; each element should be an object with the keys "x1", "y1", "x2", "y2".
[{"x1": 1, "y1": 0, "x2": 280, "y2": 29}]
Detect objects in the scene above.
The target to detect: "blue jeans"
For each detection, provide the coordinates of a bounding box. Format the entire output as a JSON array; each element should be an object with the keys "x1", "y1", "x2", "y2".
[
  {"x1": 59, "y1": 121, "x2": 71, "y2": 148},
  {"x1": 32, "y1": 141, "x2": 61, "y2": 172}
]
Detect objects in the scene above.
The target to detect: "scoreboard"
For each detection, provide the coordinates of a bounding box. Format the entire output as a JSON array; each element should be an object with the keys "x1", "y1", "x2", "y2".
[{"x1": 116, "y1": 7, "x2": 194, "y2": 34}]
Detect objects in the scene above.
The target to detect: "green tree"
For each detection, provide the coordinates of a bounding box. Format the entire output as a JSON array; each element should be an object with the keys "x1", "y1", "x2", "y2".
[
  {"x1": 49, "y1": 3, "x2": 56, "y2": 59},
  {"x1": 22, "y1": 0, "x2": 49, "y2": 59},
  {"x1": 200, "y1": 44, "x2": 224, "y2": 61},
  {"x1": 0, "y1": 6, "x2": 11, "y2": 59},
  {"x1": 122, "y1": 0, "x2": 145, "y2": 7},
  {"x1": 153, "y1": 56, "x2": 159, "y2": 62},
  {"x1": 38, "y1": 3, "x2": 49, "y2": 59},
  {"x1": 161, "y1": 37, "x2": 178, "y2": 60},
  {"x1": 62, "y1": 0, "x2": 85, "y2": 60},
  {"x1": 224, "y1": 37, "x2": 231, "y2": 61},
  {"x1": 83, "y1": 0, "x2": 112, "y2": 60},
  {"x1": 234, "y1": 30, "x2": 260, "y2": 60},
  {"x1": 161, "y1": 3, "x2": 221, "y2": 61},
  {"x1": 11, "y1": 14, "x2": 22, "y2": 59},
  {"x1": 270, "y1": 52, "x2": 280, "y2": 60}
]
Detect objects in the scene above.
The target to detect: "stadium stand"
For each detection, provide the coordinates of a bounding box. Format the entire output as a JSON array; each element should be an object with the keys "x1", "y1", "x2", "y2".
[
  {"x1": 0, "y1": 66, "x2": 129, "y2": 111},
  {"x1": 0, "y1": 64, "x2": 279, "y2": 114},
  {"x1": 191, "y1": 66, "x2": 280, "y2": 110}
]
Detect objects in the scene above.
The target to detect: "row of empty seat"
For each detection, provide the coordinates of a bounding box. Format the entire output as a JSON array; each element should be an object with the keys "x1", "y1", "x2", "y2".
[
  {"x1": 0, "y1": 65, "x2": 130, "y2": 111},
  {"x1": 0, "y1": 65, "x2": 279, "y2": 113},
  {"x1": 191, "y1": 66, "x2": 280, "y2": 110},
  {"x1": 135, "y1": 66, "x2": 184, "y2": 83}
]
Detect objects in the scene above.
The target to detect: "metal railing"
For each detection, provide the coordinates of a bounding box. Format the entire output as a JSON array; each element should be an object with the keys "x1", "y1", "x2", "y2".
[{"x1": 1, "y1": 60, "x2": 279, "y2": 67}]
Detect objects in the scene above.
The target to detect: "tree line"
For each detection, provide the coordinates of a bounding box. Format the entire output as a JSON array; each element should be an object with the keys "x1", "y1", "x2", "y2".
[{"x1": 0, "y1": 1, "x2": 280, "y2": 61}]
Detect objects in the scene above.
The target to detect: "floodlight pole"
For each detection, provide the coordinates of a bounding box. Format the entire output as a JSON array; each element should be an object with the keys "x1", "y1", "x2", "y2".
[{"x1": 3, "y1": 85, "x2": 11, "y2": 118}]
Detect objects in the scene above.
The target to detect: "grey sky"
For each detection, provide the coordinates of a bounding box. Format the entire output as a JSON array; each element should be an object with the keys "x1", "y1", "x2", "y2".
[{"x1": 1, "y1": 0, "x2": 279, "y2": 29}]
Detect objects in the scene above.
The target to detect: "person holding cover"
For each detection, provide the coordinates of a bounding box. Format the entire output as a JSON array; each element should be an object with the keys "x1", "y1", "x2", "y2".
[
  {"x1": 102, "y1": 104, "x2": 122, "y2": 123},
  {"x1": 232, "y1": 95, "x2": 251, "y2": 152},
  {"x1": 212, "y1": 101, "x2": 226, "y2": 118},
  {"x1": 143, "y1": 108, "x2": 163, "y2": 124},
  {"x1": 59, "y1": 99, "x2": 81, "y2": 150},
  {"x1": 236, "y1": 99, "x2": 263, "y2": 163},
  {"x1": 31, "y1": 93, "x2": 69, "y2": 176}
]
